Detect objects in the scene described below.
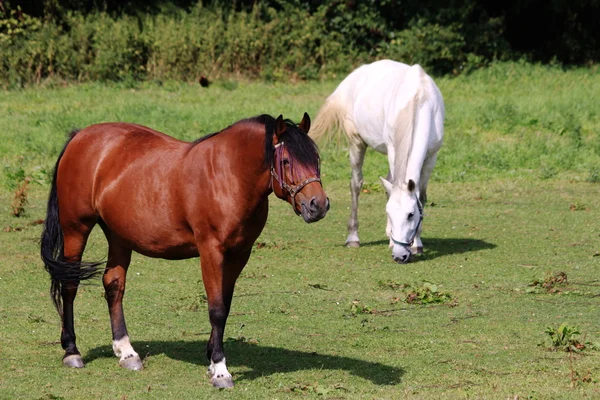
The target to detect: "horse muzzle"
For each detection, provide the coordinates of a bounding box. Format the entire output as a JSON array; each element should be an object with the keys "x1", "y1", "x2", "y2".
[
  {"x1": 391, "y1": 243, "x2": 412, "y2": 264},
  {"x1": 300, "y1": 196, "x2": 330, "y2": 223}
]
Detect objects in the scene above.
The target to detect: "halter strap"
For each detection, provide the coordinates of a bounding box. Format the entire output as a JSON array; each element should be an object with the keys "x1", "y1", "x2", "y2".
[{"x1": 390, "y1": 194, "x2": 424, "y2": 247}]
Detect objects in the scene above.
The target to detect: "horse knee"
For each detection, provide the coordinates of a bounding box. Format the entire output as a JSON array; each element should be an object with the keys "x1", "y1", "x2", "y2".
[
  {"x1": 103, "y1": 278, "x2": 124, "y2": 302},
  {"x1": 208, "y1": 306, "x2": 228, "y2": 326}
]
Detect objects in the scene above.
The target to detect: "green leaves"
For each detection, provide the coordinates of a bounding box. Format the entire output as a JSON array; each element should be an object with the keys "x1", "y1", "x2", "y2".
[
  {"x1": 543, "y1": 323, "x2": 600, "y2": 353},
  {"x1": 544, "y1": 323, "x2": 585, "y2": 352},
  {"x1": 403, "y1": 281, "x2": 452, "y2": 305},
  {"x1": 349, "y1": 300, "x2": 372, "y2": 316},
  {"x1": 379, "y1": 280, "x2": 453, "y2": 305}
]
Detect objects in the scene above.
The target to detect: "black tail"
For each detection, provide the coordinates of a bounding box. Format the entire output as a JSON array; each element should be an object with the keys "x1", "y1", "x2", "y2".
[{"x1": 40, "y1": 130, "x2": 104, "y2": 317}]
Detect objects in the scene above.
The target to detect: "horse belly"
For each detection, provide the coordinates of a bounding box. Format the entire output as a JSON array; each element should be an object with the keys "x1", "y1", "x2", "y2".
[
  {"x1": 102, "y1": 213, "x2": 199, "y2": 259},
  {"x1": 95, "y1": 171, "x2": 198, "y2": 259},
  {"x1": 133, "y1": 240, "x2": 199, "y2": 260},
  {"x1": 353, "y1": 105, "x2": 388, "y2": 154}
]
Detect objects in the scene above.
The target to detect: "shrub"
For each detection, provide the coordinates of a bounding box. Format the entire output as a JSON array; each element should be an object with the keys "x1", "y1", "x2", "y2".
[
  {"x1": 544, "y1": 323, "x2": 585, "y2": 352},
  {"x1": 0, "y1": 1, "x2": 598, "y2": 86},
  {"x1": 384, "y1": 21, "x2": 467, "y2": 75}
]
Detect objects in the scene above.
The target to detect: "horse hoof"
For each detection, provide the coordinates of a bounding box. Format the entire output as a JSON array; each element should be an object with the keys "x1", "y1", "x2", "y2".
[
  {"x1": 346, "y1": 241, "x2": 360, "y2": 248},
  {"x1": 411, "y1": 247, "x2": 423, "y2": 255},
  {"x1": 119, "y1": 355, "x2": 143, "y2": 371},
  {"x1": 63, "y1": 354, "x2": 84, "y2": 368},
  {"x1": 211, "y1": 376, "x2": 234, "y2": 389}
]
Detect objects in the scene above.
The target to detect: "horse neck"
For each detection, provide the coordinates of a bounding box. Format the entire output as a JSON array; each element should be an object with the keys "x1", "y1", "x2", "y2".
[
  {"x1": 391, "y1": 98, "x2": 416, "y2": 186},
  {"x1": 186, "y1": 123, "x2": 272, "y2": 197},
  {"x1": 391, "y1": 79, "x2": 434, "y2": 189}
]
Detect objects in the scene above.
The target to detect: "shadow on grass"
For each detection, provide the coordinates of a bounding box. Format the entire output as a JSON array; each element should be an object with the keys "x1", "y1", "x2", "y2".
[
  {"x1": 85, "y1": 340, "x2": 404, "y2": 385},
  {"x1": 360, "y1": 237, "x2": 496, "y2": 262}
]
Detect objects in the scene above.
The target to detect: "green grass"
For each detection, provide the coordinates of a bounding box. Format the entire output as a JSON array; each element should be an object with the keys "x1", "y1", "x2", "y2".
[{"x1": 1, "y1": 62, "x2": 599, "y2": 399}]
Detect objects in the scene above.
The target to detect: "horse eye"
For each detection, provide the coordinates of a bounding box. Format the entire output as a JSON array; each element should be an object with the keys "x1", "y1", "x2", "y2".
[
  {"x1": 282, "y1": 159, "x2": 290, "y2": 166},
  {"x1": 407, "y1": 212, "x2": 414, "y2": 220}
]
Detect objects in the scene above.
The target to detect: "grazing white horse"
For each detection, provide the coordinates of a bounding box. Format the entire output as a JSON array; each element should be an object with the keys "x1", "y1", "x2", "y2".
[{"x1": 310, "y1": 60, "x2": 444, "y2": 263}]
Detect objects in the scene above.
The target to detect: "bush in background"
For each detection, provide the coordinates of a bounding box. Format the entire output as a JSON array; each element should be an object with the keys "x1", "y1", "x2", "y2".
[
  {"x1": 0, "y1": 0, "x2": 598, "y2": 87},
  {"x1": 0, "y1": 3, "x2": 361, "y2": 86}
]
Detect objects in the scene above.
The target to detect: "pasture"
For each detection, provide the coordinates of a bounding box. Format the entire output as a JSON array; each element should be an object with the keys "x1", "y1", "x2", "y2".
[{"x1": 1, "y1": 62, "x2": 599, "y2": 399}]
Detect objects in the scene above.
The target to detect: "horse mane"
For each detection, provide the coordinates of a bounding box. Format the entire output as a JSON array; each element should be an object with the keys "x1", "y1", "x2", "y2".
[
  {"x1": 190, "y1": 130, "x2": 222, "y2": 146},
  {"x1": 392, "y1": 65, "x2": 429, "y2": 185},
  {"x1": 191, "y1": 114, "x2": 320, "y2": 168},
  {"x1": 256, "y1": 114, "x2": 320, "y2": 169}
]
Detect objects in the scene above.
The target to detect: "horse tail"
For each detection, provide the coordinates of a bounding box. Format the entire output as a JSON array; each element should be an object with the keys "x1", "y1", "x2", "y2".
[
  {"x1": 309, "y1": 94, "x2": 347, "y2": 146},
  {"x1": 392, "y1": 64, "x2": 427, "y2": 184},
  {"x1": 41, "y1": 130, "x2": 104, "y2": 317}
]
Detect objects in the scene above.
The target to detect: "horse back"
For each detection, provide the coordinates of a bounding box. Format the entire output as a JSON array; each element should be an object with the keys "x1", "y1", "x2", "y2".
[
  {"x1": 59, "y1": 122, "x2": 187, "y2": 197},
  {"x1": 330, "y1": 61, "x2": 416, "y2": 150}
]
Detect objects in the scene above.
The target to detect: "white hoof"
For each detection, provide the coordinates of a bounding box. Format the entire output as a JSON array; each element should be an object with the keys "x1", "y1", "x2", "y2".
[
  {"x1": 211, "y1": 375, "x2": 234, "y2": 388},
  {"x1": 208, "y1": 359, "x2": 233, "y2": 388},
  {"x1": 113, "y1": 336, "x2": 142, "y2": 370},
  {"x1": 119, "y1": 355, "x2": 143, "y2": 370}
]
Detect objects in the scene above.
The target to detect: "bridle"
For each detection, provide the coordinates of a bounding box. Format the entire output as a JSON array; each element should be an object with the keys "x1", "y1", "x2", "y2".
[
  {"x1": 270, "y1": 141, "x2": 322, "y2": 216},
  {"x1": 390, "y1": 194, "x2": 424, "y2": 247}
]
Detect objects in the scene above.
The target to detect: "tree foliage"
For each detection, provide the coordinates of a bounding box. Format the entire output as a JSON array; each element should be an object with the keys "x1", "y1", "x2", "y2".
[{"x1": 0, "y1": 0, "x2": 597, "y2": 86}]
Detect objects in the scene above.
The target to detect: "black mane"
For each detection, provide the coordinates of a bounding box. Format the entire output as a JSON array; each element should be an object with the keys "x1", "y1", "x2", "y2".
[{"x1": 191, "y1": 114, "x2": 320, "y2": 168}]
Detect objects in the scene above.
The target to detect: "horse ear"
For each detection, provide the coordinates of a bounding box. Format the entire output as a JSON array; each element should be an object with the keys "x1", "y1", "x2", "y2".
[
  {"x1": 407, "y1": 179, "x2": 416, "y2": 192},
  {"x1": 298, "y1": 112, "x2": 311, "y2": 134},
  {"x1": 273, "y1": 114, "x2": 286, "y2": 145},
  {"x1": 380, "y1": 177, "x2": 393, "y2": 195}
]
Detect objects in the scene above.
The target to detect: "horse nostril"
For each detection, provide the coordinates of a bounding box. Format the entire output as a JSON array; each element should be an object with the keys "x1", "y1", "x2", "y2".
[
  {"x1": 306, "y1": 197, "x2": 329, "y2": 216},
  {"x1": 393, "y1": 254, "x2": 410, "y2": 264},
  {"x1": 309, "y1": 197, "x2": 318, "y2": 211}
]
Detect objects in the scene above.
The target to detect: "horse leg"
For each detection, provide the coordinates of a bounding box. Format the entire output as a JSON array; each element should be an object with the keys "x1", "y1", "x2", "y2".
[
  {"x1": 412, "y1": 154, "x2": 438, "y2": 255},
  {"x1": 200, "y1": 243, "x2": 250, "y2": 388},
  {"x1": 61, "y1": 223, "x2": 94, "y2": 368},
  {"x1": 346, "y1": 141, "x2": 367, "y2": 247},
  {"x1": 102, "y1": 237, "x2": 142, "y2": 370},
  {"x1": 384, "y1": 170, "x2": 393, "y2": 244}
]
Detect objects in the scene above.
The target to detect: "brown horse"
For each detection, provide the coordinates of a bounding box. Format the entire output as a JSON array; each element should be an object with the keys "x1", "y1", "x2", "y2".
[{"x1": 40, "y1": 113, "x2": 329, "y2": 388}]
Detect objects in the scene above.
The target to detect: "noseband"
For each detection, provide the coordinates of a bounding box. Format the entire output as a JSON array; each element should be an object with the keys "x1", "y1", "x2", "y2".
[
  {"x1": 270, "y1": 142, "x2": 322, "y2": 216},
  {"x1": 390, "y1": 194, "x2": 424, "y2": 247}
]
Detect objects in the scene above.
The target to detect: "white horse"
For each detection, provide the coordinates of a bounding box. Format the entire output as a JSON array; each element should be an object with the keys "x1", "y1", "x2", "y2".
[{"x1": 310, "y1": 60, "x2": 444, "y2": 263}]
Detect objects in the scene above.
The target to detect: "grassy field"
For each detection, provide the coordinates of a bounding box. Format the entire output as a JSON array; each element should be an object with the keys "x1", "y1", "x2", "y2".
[{"x1": 1, "y1": 62, "x2": 599, "y2": 399}]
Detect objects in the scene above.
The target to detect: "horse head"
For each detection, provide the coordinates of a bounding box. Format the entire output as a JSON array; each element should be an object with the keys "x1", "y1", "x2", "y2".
[
  {"x1": 381, "y1": 178, "x2": 423, "y2": 263},
  {"x1": 271, "y1": 113, "x2": 330, "y2": 223}
]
